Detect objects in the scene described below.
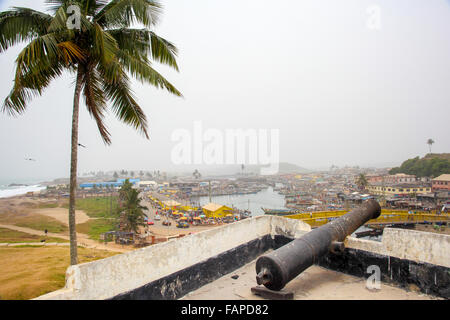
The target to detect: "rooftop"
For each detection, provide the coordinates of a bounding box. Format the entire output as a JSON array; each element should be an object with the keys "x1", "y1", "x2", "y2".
[
  {"x1": 182, "y1": 259, "x2": 436, "y2": 300},
  {"x1": 433, "y1": 174, "x2": 450, "y2": 182}
]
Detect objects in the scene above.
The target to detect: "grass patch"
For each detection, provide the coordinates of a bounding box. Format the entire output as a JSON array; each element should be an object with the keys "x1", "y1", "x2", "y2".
[
  {"x1": 37, "y1": 202, "x2": 59, "y2": 209},
  {"x1": 15, "y1": 215, "x2": 68, "y2": 234},
  {"x1": 0, "y1": 246, "x2": 118, "y2": 300},
  {"x1": 76, "y1": 219, "x2": 115, "y2": 240},
  {"x1": 63, "y1": 197, "x2": 118, "y2": 218},
  {"x1": 0, "y1": 228, "x2": 68, "y2": 243}
]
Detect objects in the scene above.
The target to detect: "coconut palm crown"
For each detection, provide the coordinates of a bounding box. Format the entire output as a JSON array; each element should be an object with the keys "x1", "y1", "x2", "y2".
[{"x1": 0, "y1": 0, "x2": 182, "y2": 264}]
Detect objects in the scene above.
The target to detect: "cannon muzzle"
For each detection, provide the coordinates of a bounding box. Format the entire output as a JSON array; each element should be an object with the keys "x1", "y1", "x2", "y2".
[{"x1": 255, "y1": 199, "x2": 381, "y2": 291}]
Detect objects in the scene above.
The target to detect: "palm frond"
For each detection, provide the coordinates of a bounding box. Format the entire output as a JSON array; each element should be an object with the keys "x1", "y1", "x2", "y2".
[
  {"x1": 46, "y1": 0, "x2": 110, "y2": 16},
  {"x1": 81, "y1": 63, "x2": 111, "y2": 144},
  {"x1": 3, "y1": 57, "x2": 64, "y2": 115},
  {"x1": 109, "y1": 28, "x2": 178, "y2": 71},
  {"x1": 45, "y1": 0, "x2": 79, "y2": 13},
  {"x1": 58, "y1": 41, "x2": 87, "y2": 64},
  {"x1": 95, "y1": 0, "x2": 162, "y2": 28},
  {"x1": 0, "y1": 7, "x2": 52, "y2": 52},
  {"x1": 92, "y1": 23, "x2": 119, "y2": 64},
  {"x1": 117, "y1": 50, "x2": 182, "y2": 96},
  {"x1": 48, "y1": 5, "x2": 92, "y2": 33},
  {"x1": 99, "y1": 62, "x2": 149, "y2": 139}
]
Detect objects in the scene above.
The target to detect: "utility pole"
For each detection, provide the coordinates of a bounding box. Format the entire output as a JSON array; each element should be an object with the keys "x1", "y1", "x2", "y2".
[
  {"x1": 209, "y1": 180, "x2": 212, "y2": 203},
  {"x1": 381, "y1": 176, "x2": 386, "y2": 207}
]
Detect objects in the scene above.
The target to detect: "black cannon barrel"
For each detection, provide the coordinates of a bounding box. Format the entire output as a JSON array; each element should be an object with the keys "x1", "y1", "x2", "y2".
[{"x1": 255, "y1": 199, "x2": 381, "y2": 291}]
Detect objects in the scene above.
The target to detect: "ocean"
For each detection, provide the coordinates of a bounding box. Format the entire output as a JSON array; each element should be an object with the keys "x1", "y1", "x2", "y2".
[{"x1": 0, "y1": 178, "x2": 48, "y2": 199}]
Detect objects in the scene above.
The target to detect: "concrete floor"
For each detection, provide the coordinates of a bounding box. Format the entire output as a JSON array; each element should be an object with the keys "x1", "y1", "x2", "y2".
[{"x1": 181, "y1": 259, "x2": 439, "y2": 300}]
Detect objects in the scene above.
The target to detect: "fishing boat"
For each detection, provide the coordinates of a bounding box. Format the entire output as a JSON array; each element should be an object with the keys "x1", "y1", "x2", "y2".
[{"x1": 261, "y1": 207, "x2": 299, "y2": 216}]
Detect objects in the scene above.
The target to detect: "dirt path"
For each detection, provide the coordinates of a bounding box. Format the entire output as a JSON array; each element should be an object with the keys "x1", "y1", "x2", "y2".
[{"x1": 0, "y1": 224, "x2": 128, "y2": 253}]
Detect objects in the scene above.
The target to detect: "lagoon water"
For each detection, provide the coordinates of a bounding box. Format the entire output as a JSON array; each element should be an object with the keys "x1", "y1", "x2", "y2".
[{"x1": 196, "y1": 187, "x2": 287, "y2": 216}]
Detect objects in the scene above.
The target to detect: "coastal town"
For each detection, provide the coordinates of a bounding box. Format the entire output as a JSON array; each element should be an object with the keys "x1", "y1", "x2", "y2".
[
  {"x1": 0, "y1": 0, "x2": 449, "y2": 305},
  {"x1": 1, "y1": 154, "x2": 449, "y2": 300},
  {"x1": 5, "y1": 154, "x2": 449, "y2": 247}
]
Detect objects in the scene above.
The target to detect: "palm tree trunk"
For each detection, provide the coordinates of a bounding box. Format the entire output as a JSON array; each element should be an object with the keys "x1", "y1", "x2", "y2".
[{"x1": 69, "y1": 68, "x2": 83, "y2": 265}]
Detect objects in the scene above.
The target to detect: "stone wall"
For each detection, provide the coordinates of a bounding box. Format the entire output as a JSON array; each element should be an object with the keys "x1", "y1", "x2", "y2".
[
  {"x1": 35, "y1": 216, "x2": 309, "y2": 300},
  {"x1": 346, "y1": 228, "x2": 450, "y2": 268},
  {"x1": 36, "y1": 217, "x2": 449, "y2": 300}
]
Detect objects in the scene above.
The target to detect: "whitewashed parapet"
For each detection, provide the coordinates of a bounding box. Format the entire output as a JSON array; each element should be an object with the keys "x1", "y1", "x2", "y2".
[{"x1": 346, "y1": 228, "x2": 450, "y2": 268}]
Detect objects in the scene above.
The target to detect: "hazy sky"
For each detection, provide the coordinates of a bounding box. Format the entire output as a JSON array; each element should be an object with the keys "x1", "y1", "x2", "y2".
[{"x1": 0, "y1": 0, "x2": 449, "y2": 182}]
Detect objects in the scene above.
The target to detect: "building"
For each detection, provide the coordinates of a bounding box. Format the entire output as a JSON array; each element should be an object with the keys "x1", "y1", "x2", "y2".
[
  {"x1": 138, "y1": 181, "x2": 157, "y2": 189},
  {"x1": 79, "y1": 178, "x2": 140, "y2": 189},
  {"x1": 432, "y1": 174, "x2": 450, "y2": 192},
  {"x1": 202, "y1": 203, "x2": 233, "y2": 218},
  {"x1": 366, "y1": 174, "x2": 384, "y2": 184},
  {"x1": 384, "y1": 174, "x2": 416, "y2": 184},
  {"x1": 367, "y1": 183, "x2": 431, "y2": 197}
]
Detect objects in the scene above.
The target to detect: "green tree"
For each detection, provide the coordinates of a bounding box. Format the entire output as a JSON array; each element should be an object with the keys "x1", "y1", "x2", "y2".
[
  {"x1": 113, "y1": 171, "x2": 118, "y2": 179},
  {"x1": 193, "y1": 169, "x2": 201, "y2": 179},
  {"x1": 356, "y1": 173, "x2": 368, "y2": 191},
  {"x1": 0, "y1": 0, "x2": 181, "y2": 265},
  {"x1": 116, "y1": 179, "x2": 147, "y2": 233},
  {"x1": 427, "y1": 139, "x2": 435, "y2": 154},
  {"x1": 389, "y1": 155, "x2": 450, "y2": 178},
  {"x1": 118, "y1": 179, "x2": 133, "y2": 202}
]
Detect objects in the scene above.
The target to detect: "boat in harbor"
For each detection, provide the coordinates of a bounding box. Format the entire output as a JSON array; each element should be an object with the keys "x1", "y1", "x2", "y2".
[{"x1": 261, "y1": 207, "x2": 300, "y2": 216}]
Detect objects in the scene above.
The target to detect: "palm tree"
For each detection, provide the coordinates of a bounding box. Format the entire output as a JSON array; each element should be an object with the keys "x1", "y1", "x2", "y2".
[
  {"x1": 193, "y1": 169, "x2": 201, "y2": 179},
  {"x1": 0, "y1": 1, "x2": 181, "y2": 265},
  {"x1": 118, "y1": 187, "x2": 147, "y2": 233},
  {"x1": 356, "y1": 173, "x2": 368, "y2": 191},
  {"x1": 427, "y1": 139, "x2": 435, "y2": 154}
]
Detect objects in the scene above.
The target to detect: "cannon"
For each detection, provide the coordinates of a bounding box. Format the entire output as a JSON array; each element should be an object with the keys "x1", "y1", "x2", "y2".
[{"x1": 255, "y1": 199, "x2": 381, "y2": 291}]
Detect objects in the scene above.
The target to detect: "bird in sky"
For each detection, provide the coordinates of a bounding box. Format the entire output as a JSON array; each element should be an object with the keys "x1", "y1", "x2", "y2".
[
  {"x1": 24, "y1": 157, "x2": 36, "y2": 161},
  {"x1": 78, "y1": 143, "x2": 87, "y2": 148}
]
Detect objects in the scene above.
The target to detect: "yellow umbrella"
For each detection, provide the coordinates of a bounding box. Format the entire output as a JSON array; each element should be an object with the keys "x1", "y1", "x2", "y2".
[
  {"x1": 193, "y1": 217, "x2": 202, "y2": 220},
  {"x1": 179, "y1": 217, "x2": 188, "y2": 220}
]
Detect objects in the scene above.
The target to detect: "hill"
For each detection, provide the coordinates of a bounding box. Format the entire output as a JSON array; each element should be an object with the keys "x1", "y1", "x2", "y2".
[
  {"x1": 389, "y1": 154, "x2": 450, "y2": 178},
  {"x1": 423, "y1": 153, "x2": 450, "y2": 161}
]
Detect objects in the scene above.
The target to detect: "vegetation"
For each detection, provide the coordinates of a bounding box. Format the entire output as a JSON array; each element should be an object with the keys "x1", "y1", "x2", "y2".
[
  {"x1": 116, "y1": 179, "x2": 147, "y2": 233},
  {"x1": 0, "y1": 246, "x2": 117, "y2": 300},
  {"x1": 76, "y1": 218, "x2": 115, "y2": 240},
  {"x1": 63, "y1": 196, "x2": 118, "y2": 218},
  {"x1": 0, "y1": 227, "x2": 68, "y2": 243},
  {"x1": 356, "y1": 173, "x2": 368, "y2": 190},
  {"x1": 0, "y1": 0, "x2": 181, "y2": 265},
  {"x1": 193, "y1": 169, "x2": 201, "y2": 179},
  {"x1": 427, "y1": 138, "x2": 435, "y2": 153},
  {"x1": 37, "y1": 202, "x2": 60, "y2": 209},
  {"x1": 389, "y1": 155, "x2": 450, "y2": 178},
  {"x1": 0, "y1": 213, "x2": 70, "y2": 234},
  {"x1": 60, "y1": 196, "x2": 118, "y2": 239}
]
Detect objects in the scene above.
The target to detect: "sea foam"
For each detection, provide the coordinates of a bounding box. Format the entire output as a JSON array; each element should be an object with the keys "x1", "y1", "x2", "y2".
[{"x1": 0, "y1": 185, "x2": 47, "y2": 199}]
